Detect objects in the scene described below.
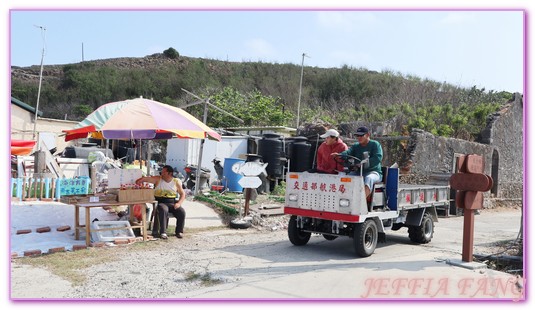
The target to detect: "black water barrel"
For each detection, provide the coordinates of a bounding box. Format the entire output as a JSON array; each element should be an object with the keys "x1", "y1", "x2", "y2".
[
  {"x1": 289, "y1": 137, "x2": 312, "y2": 172},
  {"x1": 257, "y1": 133, "x2": 283, "y2": 177},
  {"x1": 284, "y1": 137, "x2": 295, "y2": 160}
]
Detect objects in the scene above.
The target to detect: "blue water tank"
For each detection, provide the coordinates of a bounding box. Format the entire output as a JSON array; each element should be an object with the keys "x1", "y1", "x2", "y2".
[{"x1": 223, "y1": 158, "x2": 245, "y2": 192}]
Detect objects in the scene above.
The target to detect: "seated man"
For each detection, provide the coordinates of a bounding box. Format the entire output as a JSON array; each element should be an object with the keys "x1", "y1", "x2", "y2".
[
  {"x1": 332, "y1": 126, "x2": 383, "y2": 199},
  {"x1": 135, "y1": 165, "x2": 186, "y2": 239},
  {"x1": 315, "y1": 129, "x2": 348, "y2": 174}
]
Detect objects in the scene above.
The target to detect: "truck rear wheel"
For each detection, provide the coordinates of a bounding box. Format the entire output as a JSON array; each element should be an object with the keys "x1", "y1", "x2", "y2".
[
  {"x1": 288, "y1": 216, "x2": 311, "y2": 246},
  {"x1": 408, "y1": 212, "x2": 434, "y2": 244},
  {"x1": 353, "y1": 220, "x2": 378, "y2": 257}
]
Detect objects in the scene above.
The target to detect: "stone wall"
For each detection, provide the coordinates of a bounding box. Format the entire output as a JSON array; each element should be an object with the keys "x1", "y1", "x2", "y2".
[
  {"x1": 401, "y1": 93, "x2": 523, "y2": 199},
  {"x1": 479, "y1": 94, "x2": 524, "y2": 198},
  {"x1": 403, "y1": 129, "x2": 494, "y2": 175}
]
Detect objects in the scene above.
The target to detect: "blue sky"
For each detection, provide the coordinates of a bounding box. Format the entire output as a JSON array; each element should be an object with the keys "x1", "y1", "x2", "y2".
[{"x1": 10, "y1": 9, "x2": 524, "y2": 93}]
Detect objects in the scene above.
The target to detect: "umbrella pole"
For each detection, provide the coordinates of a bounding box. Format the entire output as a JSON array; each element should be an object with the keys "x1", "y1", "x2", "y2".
[
  {"x1": 104, "y1": 139, "x2": 108, "y2": 158},
  {"x1": 194, "y1": 101, "x2": 209, "y2": 196},
  {"x1": 139, "y1": 139, "x2": 142, "y2": 170},
  {"x1": 146, "y1": 140, "x2": 152, "y2": 176},
  {"x1": 194, "y1": 140, "x2": 205, "y2": 196}
]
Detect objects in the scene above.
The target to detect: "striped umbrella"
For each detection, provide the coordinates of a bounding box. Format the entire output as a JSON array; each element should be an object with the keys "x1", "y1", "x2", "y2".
[{"x1": 63, "y1": 98, "x2": 220, "y2": 141}]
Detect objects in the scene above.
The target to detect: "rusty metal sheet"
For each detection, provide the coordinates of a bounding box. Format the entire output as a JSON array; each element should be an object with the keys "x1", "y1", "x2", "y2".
[{"x1": 450, "y1": 173, "x2": 492, "y2": 192}]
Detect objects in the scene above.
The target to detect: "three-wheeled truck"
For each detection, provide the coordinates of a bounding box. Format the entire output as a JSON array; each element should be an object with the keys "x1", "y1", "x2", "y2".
[{"x1": 284, "y1": 155, "x2": 450, "y2": 257}]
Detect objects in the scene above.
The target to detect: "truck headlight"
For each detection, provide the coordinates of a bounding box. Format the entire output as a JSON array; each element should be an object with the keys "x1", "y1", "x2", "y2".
[
  {"x1": 339, "y1": 199, "x2": 350, "y2": 208},
  {"x1": 288, "y1": 194, "x2": 298, "y2": 202}
]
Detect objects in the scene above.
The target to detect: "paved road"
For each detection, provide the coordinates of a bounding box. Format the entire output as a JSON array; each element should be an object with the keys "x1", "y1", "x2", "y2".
[
  {"x1": 168, "y1": 208, "x2": 524, "y2": 300},
  {"x1": 10, "y1": 204, "x2": 524, "y2": 300}
]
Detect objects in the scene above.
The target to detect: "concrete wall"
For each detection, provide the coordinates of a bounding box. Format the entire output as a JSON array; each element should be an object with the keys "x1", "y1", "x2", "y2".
[
  {"x1": 11, "y1": 104, "x2": 35, "y2": 140},
  {"x1": 11, "y1": 104, "x2": 78, "y2": 152}
]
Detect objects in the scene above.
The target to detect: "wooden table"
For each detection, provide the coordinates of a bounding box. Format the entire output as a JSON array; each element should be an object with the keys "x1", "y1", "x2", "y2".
[{"x1": 74, "y1": 200, "x2": 156, "y2": 246}]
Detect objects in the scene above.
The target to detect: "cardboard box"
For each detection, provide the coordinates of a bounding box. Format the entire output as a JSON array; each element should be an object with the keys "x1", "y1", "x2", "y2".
[{"x1": 118, "y1": 189, "x2": 154, "y2": 203}]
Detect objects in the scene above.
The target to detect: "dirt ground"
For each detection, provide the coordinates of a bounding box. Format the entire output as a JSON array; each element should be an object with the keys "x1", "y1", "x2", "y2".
[{"x1": 10, "y1": 198, "x2": 523, "y2": 299}]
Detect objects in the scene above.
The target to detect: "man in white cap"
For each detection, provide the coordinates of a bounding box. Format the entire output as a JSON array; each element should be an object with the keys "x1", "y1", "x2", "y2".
[{"x1": 315, "y1": 128, "x2": 348, "y2": 174}]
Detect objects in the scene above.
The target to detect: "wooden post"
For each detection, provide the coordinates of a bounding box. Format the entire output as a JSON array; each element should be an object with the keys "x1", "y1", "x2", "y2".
[
  {"x1": 244, "y1": 188, "x2": 251, "y2": 216},
  {"x1": 450, "y1": 154, "x2": 491, "y2": 263},
  {"x1": 34, "y1": 151, "x2": 46, "y2": 174},
  {"x1": 462, "y1": 208, "x2": 476, "y2": 262}
]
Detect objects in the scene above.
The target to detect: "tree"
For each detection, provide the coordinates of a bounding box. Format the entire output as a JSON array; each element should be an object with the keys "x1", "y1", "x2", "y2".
[
  {"x1": 206, "y1": 87, "x2": 294, "y2": 128},
  {"x1": 163, "y1": 47, "x2": 180, "y2": 59}
]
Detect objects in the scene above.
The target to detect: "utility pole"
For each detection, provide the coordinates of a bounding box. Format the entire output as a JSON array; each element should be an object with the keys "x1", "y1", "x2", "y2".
[
  {"x1": 32, "y1": 25, "x2": 46, "y2": 140},
  {"x1": 181, "y1": 89, "x2": 244, "y2": 196},
  {"x1": 296, "y1": 52, "x2": 309, "y2": 129}
]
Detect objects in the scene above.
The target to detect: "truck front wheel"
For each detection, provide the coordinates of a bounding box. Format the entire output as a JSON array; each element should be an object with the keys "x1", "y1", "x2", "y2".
[
  {"x1": 408, "y1": 212, "x2": 434, "y2": 244},
  {"x1": 288, "y1": 216, "x2": 311, "y2": 246},
  {"x1": 353, "y1": 220, "x2": 378, "y2": 257}
]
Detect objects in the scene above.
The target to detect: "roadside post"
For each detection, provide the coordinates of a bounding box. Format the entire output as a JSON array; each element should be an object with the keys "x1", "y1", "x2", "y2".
[
  {"x1": 237, "y1": 161, "x2": 268, "y2": 216},
  {"x1": 450, "y1": 154, "x2": 493, "y2": 262}
]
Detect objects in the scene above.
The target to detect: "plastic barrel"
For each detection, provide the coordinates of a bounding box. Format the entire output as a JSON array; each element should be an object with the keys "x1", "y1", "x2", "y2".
[
  {"x1": 284, "y1": 137, "x2": 295, "y2": 160},
  {"x1": 223, "y1": 158, "x2": 245, "y2": 192},
  {"x1": 257, "y1": 133, "x2": 283, "y2": 177},
  {"x1": 289, "y1": 136, "x2": 312, "y2": 172}
]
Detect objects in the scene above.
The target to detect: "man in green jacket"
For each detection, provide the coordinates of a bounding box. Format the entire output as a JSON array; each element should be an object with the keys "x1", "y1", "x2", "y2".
[{"x1": 332, "y1": 126, "x2": 383, "y2": 199}]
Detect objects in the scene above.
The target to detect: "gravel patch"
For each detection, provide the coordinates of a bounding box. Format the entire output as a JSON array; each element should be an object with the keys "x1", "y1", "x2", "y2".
[{"x1": 11, "y1": 213, "x2": 290, "y2": 299}]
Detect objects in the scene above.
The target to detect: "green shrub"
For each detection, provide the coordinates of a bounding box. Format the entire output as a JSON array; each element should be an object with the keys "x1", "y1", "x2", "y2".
[
  {"x1": 271, "y1": 181, "x2": 286, "y2": 196},
  {"x1": 163, "y1": 47, "x2": 179, "y2": 59}
]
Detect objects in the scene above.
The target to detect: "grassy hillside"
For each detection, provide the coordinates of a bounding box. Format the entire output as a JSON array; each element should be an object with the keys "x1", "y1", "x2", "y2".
[{"x1": 11, "y1": 51, "x2": 514, "y2": 140}]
